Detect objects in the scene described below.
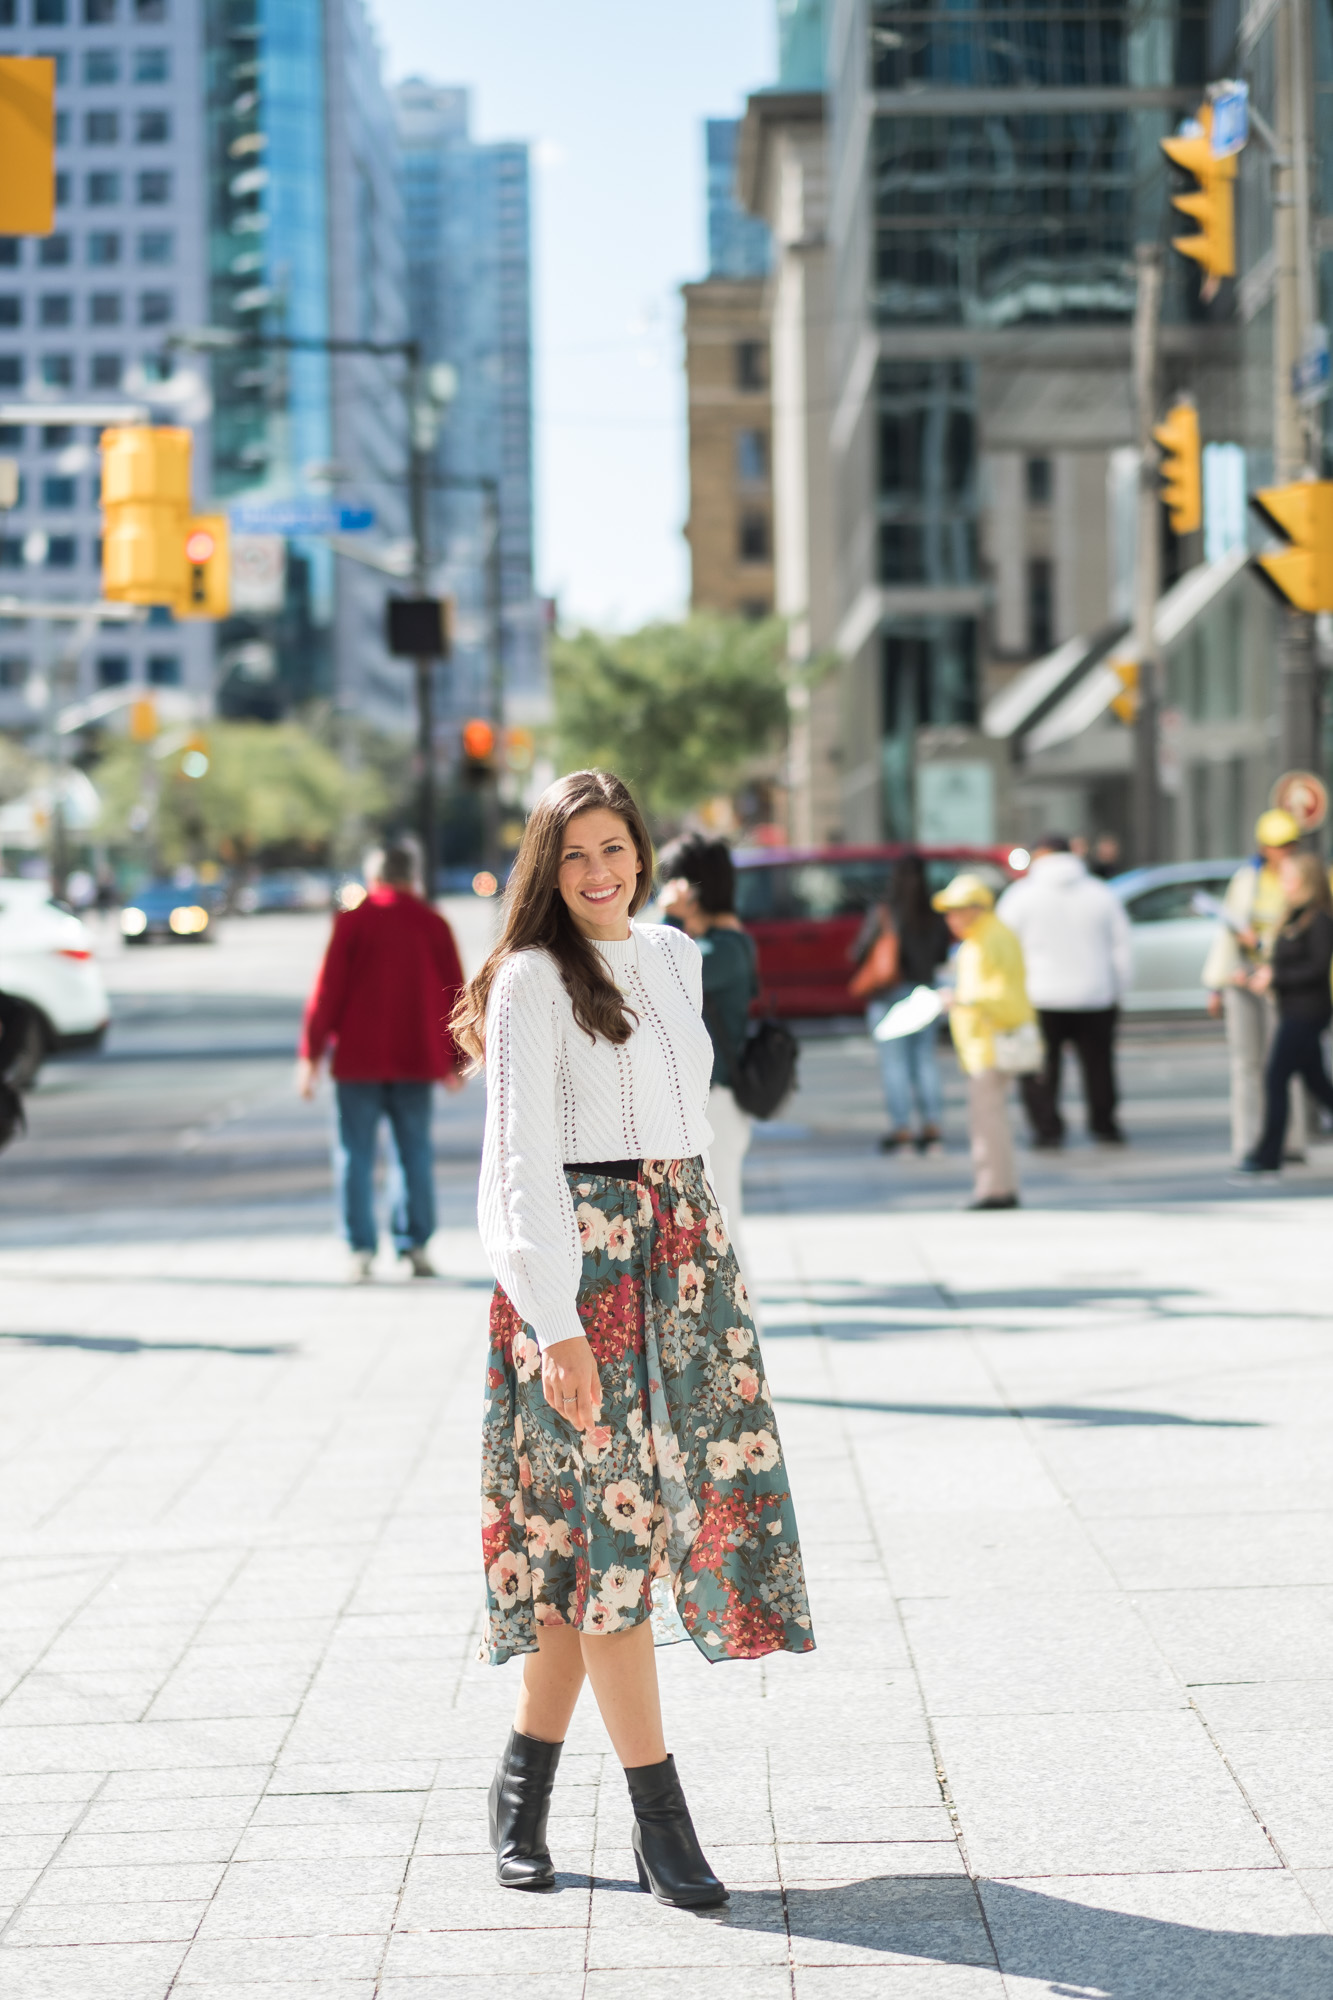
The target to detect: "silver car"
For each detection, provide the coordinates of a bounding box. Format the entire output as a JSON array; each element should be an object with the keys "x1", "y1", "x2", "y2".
[{"x1": 1109, "y1": 859, "x2": 1245, "y2": 1011}]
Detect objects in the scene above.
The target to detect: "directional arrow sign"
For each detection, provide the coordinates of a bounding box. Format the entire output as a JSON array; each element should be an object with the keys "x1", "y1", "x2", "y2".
[{"x1": 1252, "y1": 481, "x2": 1333, "y2": 612}]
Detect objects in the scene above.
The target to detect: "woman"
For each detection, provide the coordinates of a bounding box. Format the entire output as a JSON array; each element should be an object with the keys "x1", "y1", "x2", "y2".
[
  {"x1": 852, "y1": 855, "x2": 950, "y2": 1154},
  {"x1": 1236, "y1": 849, "x2": 1333, "y2": 1176},
  {"x1": 658, "y1": 833, "x2": 759, "y2": 1263},
  {"x1": 452, "y1": 770, "x2": 813, "y2": 1909},
  {"x1": 933, "y1": 872, "x2": 1034, "y2": 1210}
]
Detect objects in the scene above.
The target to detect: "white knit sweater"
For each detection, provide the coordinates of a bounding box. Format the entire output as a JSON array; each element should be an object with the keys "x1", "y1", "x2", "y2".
[{"x1": 478, "y1": 921, "x2": 715, "y2": 1351}]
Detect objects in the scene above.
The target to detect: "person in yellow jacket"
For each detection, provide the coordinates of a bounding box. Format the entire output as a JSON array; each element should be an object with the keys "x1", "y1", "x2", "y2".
[{"x1": 934, "y1": 873, "x2": 1036, "y2": 1210}]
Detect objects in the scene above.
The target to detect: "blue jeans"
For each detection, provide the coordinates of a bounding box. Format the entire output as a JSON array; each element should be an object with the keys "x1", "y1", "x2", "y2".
[
  {"x1": 334, "y1": 1081, "x2": 436, "y2": 1253},
  {"x1": 866, "y1": 988, "x2": 944, "y2": 1133}
]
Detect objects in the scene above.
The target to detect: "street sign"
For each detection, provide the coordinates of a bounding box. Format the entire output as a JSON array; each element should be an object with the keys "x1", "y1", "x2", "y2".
[
  {"x1": 229, "y1": 534, "x2": 286, "y2": 614},
  {"x1": 1209, "y1": 81, "x2": 1248, "y2": 157},
  {"x1": 227, "y1": 500, "x2": 375, "y2": 537},
  {"x1": 1293, "y1": 324, "x2": 1330, "y2": 407},
  {"x1": 1270, "y1": 769, "x2": 1328, "y2": 831}
]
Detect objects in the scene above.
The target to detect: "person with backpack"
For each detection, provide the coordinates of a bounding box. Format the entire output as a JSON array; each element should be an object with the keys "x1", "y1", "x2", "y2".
[{"x1": 658, "y1": 833, "x2": 760, "y2": 1261}]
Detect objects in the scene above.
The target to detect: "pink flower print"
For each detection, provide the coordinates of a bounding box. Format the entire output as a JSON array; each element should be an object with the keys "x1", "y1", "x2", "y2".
[
  {"x1": 705, "y1": 1211, "x2": 728, "y2": 1253},
  {"x1": 706, "y1": 1439, "x2": 743, "y2": 1481},
  {"x1": 725, "y1": 1325, "x2": 753, "y2": 1357},
  {"x1": 582, "y1": 1423, "x2": 613, "y2": 1464},
  {"x1": 487, "y1": 1549, "x2": 531, "y2": 1607},
  {"x1": 526, "y1": 1515, "x2": 551, "y2": 1558},
  {"x1": 535, "y1": 1598, "x2": 566, "y2": 1627},
  {"x1": 512, "y1": 1333, "x2": 541, "y2": 1384},
  {"x1": 601, "y1": 1478, "x2": 653, "y2": 1546},
  {"x1": 598, "y1": 1563, "x2": 646, "y2": 1611},
  {"x1": 638, "y1": 1188, "x2": 654, "y2": 1224},
  {"x1": 517, "y1": 1454, "x2": 533, "y2": 1490},
  {"x1": 733, "y1": 1271, "x2": 752, "y2": 1316},
  {"x1": 605, "y1": 1215, "x2": 635, "y2": 1261},
  {"x1": 678, "y1": 1261, "x2": 706, "y2": 1314},
  {"x1": 729, "y1": 1362, "x2": 760, "y2": 1404},
  {"x1": 546, "y1": 1518, "x2": 573, "y2": 1558},
  {"x1": 738, "y1": 1429, "x2": 780, "y2": 1473},
  {"x1": 583, "y1": 1598, "x2": 624, "y2": 1633},
  {"x1": 674, "y1": 1200, "x2": 696, "y2": 1231},
  {"x1": 576, "y1": 1202, "x2": 609, "y2": 1254}
]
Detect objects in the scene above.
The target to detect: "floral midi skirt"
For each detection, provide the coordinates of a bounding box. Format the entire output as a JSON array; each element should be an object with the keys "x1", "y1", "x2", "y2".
[{"x1": 481, "y1": 1156, "x2": 815, "y2": 1666}]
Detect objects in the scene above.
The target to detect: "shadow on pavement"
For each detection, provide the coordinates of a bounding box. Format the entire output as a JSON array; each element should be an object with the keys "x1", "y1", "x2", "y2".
[
  {"x1": 773, "y1": 1394, "x2": 1261, "y2": 1429},
  {"x1": 0, "y1": 1331, "x2": 298, "y2": 1357}
]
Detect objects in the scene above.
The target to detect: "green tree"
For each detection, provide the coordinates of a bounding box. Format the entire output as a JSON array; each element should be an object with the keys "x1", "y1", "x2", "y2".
[
  {"x1": 93, "y1": 719, "x2": 386, "y2": 869},
  {"x1": 551, "y1": 615, "x2": 789, "y2": 821}
]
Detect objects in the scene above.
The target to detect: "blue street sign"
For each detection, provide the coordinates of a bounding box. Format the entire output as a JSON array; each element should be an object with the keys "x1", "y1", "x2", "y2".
[
  {"x1": 227, "y1": 501, "x2": 376, "y2": 536},
  {"x1": 1210, "y1": 81, "x2": 1248, "y2": 157},
  {"x1": 1294, "y1": 326, "x2": 1331, "y2": 407}
]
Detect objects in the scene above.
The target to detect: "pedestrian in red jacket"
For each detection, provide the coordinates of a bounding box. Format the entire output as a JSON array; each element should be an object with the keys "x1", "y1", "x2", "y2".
[{"x1": 298, "y1": 839, "x2": 465, "y2": 1281}]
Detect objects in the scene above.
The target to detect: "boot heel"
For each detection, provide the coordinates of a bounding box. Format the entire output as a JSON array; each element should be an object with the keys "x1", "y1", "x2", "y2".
[
  {"x1": 634, "y1": 1846, "x2": 650, "y2": 1892},
  {"x1": 490, "y1": 1728, "x2": 562, "y2": 1890},
  {"x1": 625, "y1": 1754, "x2": 727, "y2": 1909}
]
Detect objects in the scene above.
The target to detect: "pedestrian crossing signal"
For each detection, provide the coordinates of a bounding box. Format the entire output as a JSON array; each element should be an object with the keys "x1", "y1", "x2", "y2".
[
  {"x1": 178, "y1": 514, "x2": 230, "y2": 619},
  {"x1": 1251, "y1": 481, "x2": 1333, "y2": 612}
]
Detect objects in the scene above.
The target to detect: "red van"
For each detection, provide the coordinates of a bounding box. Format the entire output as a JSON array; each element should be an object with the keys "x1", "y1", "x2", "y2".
[{"x1": 733, "y1": 843, "x2": 1024, "y2": 1019}]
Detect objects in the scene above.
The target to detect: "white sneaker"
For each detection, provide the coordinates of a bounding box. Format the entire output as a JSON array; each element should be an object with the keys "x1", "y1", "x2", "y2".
[
  {"x1": 348, "y1": 1250, "x2": 375, "y2": 1283},
  {"x1": 403, "y1": 1247, "x2": 437, "y2": 1278}
]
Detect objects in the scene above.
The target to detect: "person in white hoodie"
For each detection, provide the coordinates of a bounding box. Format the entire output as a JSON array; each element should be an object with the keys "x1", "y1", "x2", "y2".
[{"x1": 996, "y1": 835, "x2": 1134, "y2": 1146}]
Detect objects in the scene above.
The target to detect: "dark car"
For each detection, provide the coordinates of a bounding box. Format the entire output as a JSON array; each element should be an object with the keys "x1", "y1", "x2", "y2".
[
  {"x1": 734, "y1": 843, "x2": 1024, "y2": 1018},
  {"x1": 120, "y1": 878, "x2": 224, "y2": 945}
]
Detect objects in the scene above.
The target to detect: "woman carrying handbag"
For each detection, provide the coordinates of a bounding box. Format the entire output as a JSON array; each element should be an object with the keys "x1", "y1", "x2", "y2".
[
  {"x1": 452, "y1": 769, "x2": 814, "y2": 1909},
  {"x1": 850, "y1": 856, "x2": 950, "y2": 1153}
]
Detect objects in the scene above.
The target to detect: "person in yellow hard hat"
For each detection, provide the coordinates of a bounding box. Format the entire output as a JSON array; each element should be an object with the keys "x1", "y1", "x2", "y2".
[
  {"x1": 1203, "y1": 808, "x2": 1306, "y2": 1161},
  {"x1": 933, "y1": 874, "x2": 1036, "y2": 1210}
]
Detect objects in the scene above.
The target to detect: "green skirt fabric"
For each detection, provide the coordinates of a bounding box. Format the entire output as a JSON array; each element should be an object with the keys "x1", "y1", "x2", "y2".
[{"x1": 480, "y1": 1156, "x2": 815, "y2": 1666}]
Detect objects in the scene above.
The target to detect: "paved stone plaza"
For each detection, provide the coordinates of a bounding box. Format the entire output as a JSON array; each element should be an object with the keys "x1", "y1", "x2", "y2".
[{"x1": 0, "y1": 913, "x2": 1330, "y2": 1998}]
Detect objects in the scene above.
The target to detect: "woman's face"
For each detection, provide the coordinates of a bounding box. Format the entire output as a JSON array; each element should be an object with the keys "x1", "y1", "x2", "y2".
[
  {"x1": 1278, "y1": 853, "x2": 1310, "y2": 906},
  {"x1": 556, "y1": 808, "x2": 642, "y2": 940}
]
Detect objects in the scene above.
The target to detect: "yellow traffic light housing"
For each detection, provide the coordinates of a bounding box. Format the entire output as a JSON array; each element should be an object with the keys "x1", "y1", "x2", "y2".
[
  {"x1": 179, "y1": 516, "x2": 230, "y2": 619},
  {"x1": 128, "y1": 696, "x2": 159, "y2": 743},
  {"x1": 1252, "y1": 481, "x2": 1333, "y2": 612},
  {"x1": 0, "y1": 57, "x2": 55, "y2": 236},
  {"x1": 101, "y1": 427, "x2": 191, "y2": 607},
  {"x1": 1109, "y1": 656, "x2": 1139, "y2": 725},
  {"x1": 1153, "y1": 400, "x2": 1202, "y2": 535},
  {"x1": 1161, "y1": 103, "x2": 1236, "y2": 286}
]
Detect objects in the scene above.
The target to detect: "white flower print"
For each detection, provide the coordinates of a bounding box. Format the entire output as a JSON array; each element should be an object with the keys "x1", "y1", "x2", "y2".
[
  {"x1": 706, "y1": 1439, "x2": 743, "y2": 1480},
  {"x1": 546, "y1": 1518, "x2": 573, "y2": 1558},
  {"x1": 536, "y1": 1597, "x2": 566, "y2": 1626},
  {"x1": 605, "y1": 1214, "x2": 635, "y2": 1261},
  {"x1": 583, "y1": 1598, "x2": 624, "y2": 1634},
  {"x1": 705, "y1": 1211, "x2": 728, "y2": 1253},
  {"x1": 598, "y1": 1563, "x2": 646, "y2": 1611},
  {"x1": 678, "y1": 1261, "x2": 706, "y2": 1313},
  {"x1": 525, "y1": 1514, "x2": 554, "y2": 1557},
  {"x1": 674, "y1": 1199, "x2": 696, "y2": 1231},
  {"x1": 725, "y1": 1325, "x2": 753, "y2": 1357},
  {"x1": 733, "y1": 1272, "x2": 752, "y2": 1315},
  {"x1": 602, "y1": 1478, "x2": 653, "y2": 1546},
  {"x1": 626, "y1": 1406, "x2": 644, "y2": 1441},
  {"x1": 739, "y1": 1429, "x2": 780, "y2": 1473},
  {"x1": 730, "y1": 1362, "x2": 761, "y2": 1404},
  {"x1": 582, "y1": 1422, "x2": 613, "y2": 1464},
  {"x1": 652, "y1": 1423, "x2": 686, "y2": 1485},
  {"x1": 576, "y1": 1202, "x2": 610, "y2": 1254},
  {"x1": 488, "y1": 1549, "x2": 531, "y2": 1607},
  {"x1": 512, "y1": 1333, "x2": 541, "y2": 1384},
  {"x1": 637, "y1": 1188, "x2": 654, "y2": 1224}
]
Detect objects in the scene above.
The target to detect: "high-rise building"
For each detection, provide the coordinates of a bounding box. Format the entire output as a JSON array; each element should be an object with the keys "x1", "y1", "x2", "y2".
[
  {"x1": 0, "y1": 0, "x2": 213, "y2": 730},
  {"x1": 203, "y1": 0, "x2": 409, "y2": 731},
  {"x1": 705, "y1": 119, "x2": 770, "y2": 281},
  {"x1": 392, "y1": 79, "x2": 540, "y2": 746}
]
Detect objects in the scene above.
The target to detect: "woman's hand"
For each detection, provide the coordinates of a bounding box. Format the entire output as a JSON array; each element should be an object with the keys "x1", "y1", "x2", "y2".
[
  {"x1": 1247, "y1": 964, "x2": 1273, "y2": 994},
  {"x1": 541, "y1": 1335, "x2": 603, "y2": 1431},
  {"x1": 296, "y1": 1055, "x2": 320, "y2": 1100}
]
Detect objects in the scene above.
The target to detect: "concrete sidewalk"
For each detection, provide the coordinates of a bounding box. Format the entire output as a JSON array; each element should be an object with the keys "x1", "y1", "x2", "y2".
[{"x1": 0, "y1": 979, "x2": 1330, "y2": 1996}]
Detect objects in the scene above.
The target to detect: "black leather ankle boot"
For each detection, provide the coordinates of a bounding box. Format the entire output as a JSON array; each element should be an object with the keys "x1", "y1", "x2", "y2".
[
  {"x1": 489, "y1": 1728, "x2": 562, "y2": 1889},
  {"x1": 625, "y1": 1754, "x2": 728, "y2": 1908}
]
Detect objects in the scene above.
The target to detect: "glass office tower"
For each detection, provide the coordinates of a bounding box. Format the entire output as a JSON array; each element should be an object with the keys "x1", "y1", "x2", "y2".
[{"x1": 706, "y1": 120, "x2": 772, "y2": 280}]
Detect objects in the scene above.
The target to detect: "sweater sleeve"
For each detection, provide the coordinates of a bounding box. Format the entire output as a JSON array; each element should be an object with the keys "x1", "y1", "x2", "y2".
[
  {"x1": 298, "y1": 914, "x2": 352, "y2": 1061},
  {"x1": 477, "y1": 952, "x2": 586, "y2": 1353}
]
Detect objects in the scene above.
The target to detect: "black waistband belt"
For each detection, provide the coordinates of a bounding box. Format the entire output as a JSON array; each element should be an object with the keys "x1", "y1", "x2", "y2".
[{"x1": 565, "y1": 1158, "x2": 642, "y2": 1181}]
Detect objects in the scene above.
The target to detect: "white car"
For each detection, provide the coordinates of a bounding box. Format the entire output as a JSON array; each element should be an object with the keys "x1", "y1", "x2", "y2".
[
  {"x1": 0, "y1": 881, "x2": 110, "y2": 1084},
  {"x1": 1109, "y1": 860, "x2": 1245, "y2": 1011}
]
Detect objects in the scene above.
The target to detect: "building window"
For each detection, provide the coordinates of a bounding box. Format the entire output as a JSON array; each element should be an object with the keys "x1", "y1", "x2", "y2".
[
  {"x1": 40, "y1": 355, "x2": 74, "y2": 387},
  {"x1": 84, "y1": 0, "x2": 117, "y2": 17},
  {"x1": 0, "y1": 657, "x2": 29, "y2": 688},
  {"x1": 1027, "y1": 557, "x2": 1054, "y2": 654},
  {"x1": 97, "y1": 654, "x2": 130, "y2": 685},
  {"x1": 138, "y1": 290, "x2": 171, "y2": 325},
  {"x1": 147, "y1": 653, "x2": 180, "y2": 686},
  {"x1": 87, "y1": 172, "x2": 122, "y2": 207},
  {"x1": 739, "y1": 599, "x2": 771, "y2": 621},
  {"x1": 0, "y1": 359, "x2": 23, "y2": 389},
  {"x1": 136, "y1": 171, "x2": 171, "y2": 205},
  {"x1": 54, "y1": 110, "x2": 70, "y2": 147},
  {"x1": 42, "y1": 475, "x2": 77, "y2": 508},
  {"x1": 42, "y1": 425, "x2": 72, "y2": 448},
  {"x1": 38, "y1": 233, "x2": 70, "y2": 268},
  {"x1": 0, "y1": 539, "x2": 22, "y2": 568},
  {"x1": 134, "y1": 47, "x2": 168, "y2": 81},
  {"x1": 138, "y1": 230, "x2": 172, "y2": 264},
  {"x1": 83, "y1": 48, "x2": 120, "y2": 84},
  {"x1": 879, "y1": 521, "x2": 926, "y2": 583},
  {"x1": 85, "y1": 110, "x2": 120, "y2": 145},
  {"x1": 0, "y1": 297, "x2": 19, "y2": 327},
  {"x1": 34, "y1": 0, "x2": 68, "y2": 21},
  {"x1": 36, "y1": 48, "x2": 70, "y2": 84},
  {"x1": 738, "y1": 510, "x2": 770, "y2": 563},
  {"x1": 135, "y1": 109, "x2": 170, "y2": 143},
  {"x1": 46, "y1": 537, "x2": 77, "y2": 568},
  {"x1": 89, "y1": 292, "x2": 121, "y2": 324},
  {"x1": 39, "y1": 294, "x2": 72, "y2": 326},
  {"x1": 55, "y1": 172, "x2": 70, "y2": 207},
  {"x1": 1026, "y1": 457, "x2": 1053, "y2": 506},
  {"x1": 734, "y1": 340, "x2": 766, "y2": 392},
  {"x1": 134, "y1": 0, "x2": 167, "y2": 19},
  {"x1": 90, "y1": 354, "x2": 123, "y2": 387},
  {"x1": 0, "y1": 0, "x2": 15, "y2": 23},
  {"x1": 735, "y1": 428, "x2": 768, "y2": 485},
  {"x1": 0, "y1": 426, "x2": 21, "y2": 446},
  {"x1": 88, "y1": 232, "x2": 121, "y2": 265},
  {"x1": 0, "y1": 240, "x2": 18, "y2": 267}
]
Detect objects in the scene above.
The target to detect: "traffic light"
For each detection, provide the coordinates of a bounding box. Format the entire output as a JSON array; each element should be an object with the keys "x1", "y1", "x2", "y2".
[
  {"x1": 1109, "y1": 656, "x2": 1139, "y2": 724},
  {"x1": 101, "y1": 426, "x2": 191, "y2": 607},
  {"x1": 0, "y1": 57, "x2": 55, "y2": 236},
  {"x1": 461, "y1": 718, "x2": 496, "y2": 787},
  {"x1": 1251, "y1": 481, "x2": 1333, "y2": 612},
  {"x1": 1160, "y1": 103, "x2": 1237, "y2": 286},
  {"x1": 179, "y1": 516, "x2": 230, "y2": 620},
  {"x1": 1153, "y1": 400, "x2": 1202, "y2": 535},
  {"x1": 128, "y1": 696, "x2": 158, "y2": 743}
]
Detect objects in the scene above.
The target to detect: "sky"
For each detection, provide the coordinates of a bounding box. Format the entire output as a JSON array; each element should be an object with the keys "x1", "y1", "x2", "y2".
[{"x1": 370, "y1": 0, "x2": 776, "y2": 632}]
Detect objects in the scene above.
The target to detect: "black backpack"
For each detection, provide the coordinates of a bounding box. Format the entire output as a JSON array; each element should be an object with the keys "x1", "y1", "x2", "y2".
[
  {"x1": 0, "y1": 1081, "x2": 25, "y2": 1155},
  {"x1": 703, "y1": 994, "x2": 799, "y2": 1121}
]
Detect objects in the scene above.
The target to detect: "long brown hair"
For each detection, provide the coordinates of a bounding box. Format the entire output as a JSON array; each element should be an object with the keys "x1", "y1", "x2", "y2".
[
  {"x1": 451, "y1": 769, "x2": 655, "y2": 1065},
  {"x1": 1280, "y1": 849, "x2": 1333, "y2": 931}
]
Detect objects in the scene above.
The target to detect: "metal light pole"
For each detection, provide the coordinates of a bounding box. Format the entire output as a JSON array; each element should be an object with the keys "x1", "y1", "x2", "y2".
[{"x1": 1131, "y1": 243, "x2": 1165, "y2": 865}]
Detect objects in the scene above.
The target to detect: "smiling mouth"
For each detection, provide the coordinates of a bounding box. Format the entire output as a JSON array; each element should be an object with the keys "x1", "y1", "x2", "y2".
[{"x1": 582, "y1": 885, "x2": 621, "y2": 903}]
